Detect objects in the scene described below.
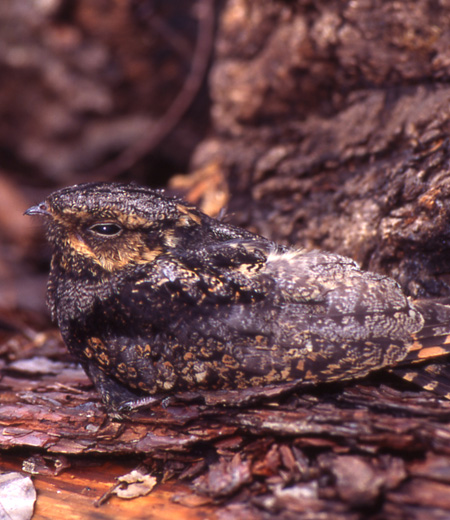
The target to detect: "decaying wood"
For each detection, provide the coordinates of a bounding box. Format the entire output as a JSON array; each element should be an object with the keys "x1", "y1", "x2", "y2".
[{"x1": 1, "y1": 455, "x2": 215, "y2": 520}]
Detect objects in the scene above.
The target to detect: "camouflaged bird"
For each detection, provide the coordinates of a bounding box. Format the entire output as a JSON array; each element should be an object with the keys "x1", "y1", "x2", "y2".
[{"x1": 26, "y1": 182, "x2": 450, "y2": 415}]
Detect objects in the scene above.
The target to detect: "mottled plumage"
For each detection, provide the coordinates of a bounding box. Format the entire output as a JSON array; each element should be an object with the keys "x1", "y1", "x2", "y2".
[{"x1": 26, "y1": 183, "x2": 450, "y2": 415}]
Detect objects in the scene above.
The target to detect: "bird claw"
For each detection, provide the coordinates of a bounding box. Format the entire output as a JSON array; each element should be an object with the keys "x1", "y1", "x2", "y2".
[{"x1": 118, "y1": 395, "x2": 162, "y2": 413}]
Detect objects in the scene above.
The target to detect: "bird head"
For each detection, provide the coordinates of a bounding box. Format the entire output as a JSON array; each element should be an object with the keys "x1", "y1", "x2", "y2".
[{"x1": 25, "y1": 182, "x2": 205, "y2": 275}]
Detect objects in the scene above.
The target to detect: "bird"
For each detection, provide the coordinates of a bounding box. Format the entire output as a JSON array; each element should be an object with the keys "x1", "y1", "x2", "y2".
[{"x1": 25, "y1": 182, "x2": 450, "y2": 416}]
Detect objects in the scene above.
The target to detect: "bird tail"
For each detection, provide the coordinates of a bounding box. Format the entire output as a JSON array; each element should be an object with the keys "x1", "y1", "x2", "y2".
[{"x1": 390, "y1": 299, "x2": 450, "y2": 399}]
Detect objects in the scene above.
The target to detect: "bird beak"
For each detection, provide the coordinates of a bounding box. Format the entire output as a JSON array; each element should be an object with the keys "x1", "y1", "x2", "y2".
[{"x1": 24, "y1": 202, "x2": 52, "y2": 217}]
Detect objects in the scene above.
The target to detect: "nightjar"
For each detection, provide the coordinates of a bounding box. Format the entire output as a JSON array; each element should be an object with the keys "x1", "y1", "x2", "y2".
[{"x1": 26, "y1": 182, "x2": 450, "y2": 415}]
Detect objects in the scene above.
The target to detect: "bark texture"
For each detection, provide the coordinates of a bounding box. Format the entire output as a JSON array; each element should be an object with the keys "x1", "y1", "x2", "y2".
[{"x1": 187, "y1": 0, "x2": 450, "y2": 300}]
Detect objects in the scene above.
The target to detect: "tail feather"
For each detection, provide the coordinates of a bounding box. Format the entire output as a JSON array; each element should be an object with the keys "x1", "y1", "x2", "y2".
[
  {"x1": 391, "y1": 363, "x2": 450, "y2": 400},
  {"x1": 391, "y1": 299, "x2": 450, "y2": 398},
  {"x1": 402, "y1": 299, "x2": 450, "y2": 362},
  {"x1": 413, "y1": 298, "x2": 450, "y2": 322},
  {"x1": 401, "y1": 334, "x2": 450, "y2": 364}
]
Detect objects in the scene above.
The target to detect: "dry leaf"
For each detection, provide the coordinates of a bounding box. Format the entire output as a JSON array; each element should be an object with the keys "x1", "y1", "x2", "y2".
[
  {"x1": 0, "y1": 472, "x2": 36, "y2": 520},
  {"x1": 114, "y1": 468, "x2": 157, "y2": 500}
]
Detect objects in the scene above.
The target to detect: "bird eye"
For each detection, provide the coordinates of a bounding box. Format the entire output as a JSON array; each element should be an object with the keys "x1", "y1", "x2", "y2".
[{"x1": 89, "y1": 223, "x2": 122, "y2": 236}]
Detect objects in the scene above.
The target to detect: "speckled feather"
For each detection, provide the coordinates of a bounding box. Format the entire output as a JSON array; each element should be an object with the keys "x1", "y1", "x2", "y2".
[{"x1": 26, "y1": 183, "x2": 450, "y2": 414}]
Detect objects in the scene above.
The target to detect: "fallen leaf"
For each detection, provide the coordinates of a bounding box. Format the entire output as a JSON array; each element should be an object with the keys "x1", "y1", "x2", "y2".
[{"x1": 0, "y1": 472, "x2": 36, "y2": 520}]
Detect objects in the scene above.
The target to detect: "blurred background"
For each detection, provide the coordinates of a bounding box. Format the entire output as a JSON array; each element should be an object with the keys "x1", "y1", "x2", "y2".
[
  {"x1": 3, "y1": 0, "x2": 450, "y2": 318},
  {"x1": 1, "y1": 0, "x2": 217, "y2": 314}
]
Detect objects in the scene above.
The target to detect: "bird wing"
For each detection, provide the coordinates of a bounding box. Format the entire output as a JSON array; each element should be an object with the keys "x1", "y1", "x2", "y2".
[
  {"x1": 137, "y1": 245, "x2": 424, "y2": 385},
  {"x1": 118, "y1": 242, "x2": 432, "y2": 391}
]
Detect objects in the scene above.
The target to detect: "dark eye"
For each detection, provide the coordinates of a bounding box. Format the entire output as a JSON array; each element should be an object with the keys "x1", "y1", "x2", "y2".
[{"x1": 89, "y1": 223, "x2": 122, "y2": 236}]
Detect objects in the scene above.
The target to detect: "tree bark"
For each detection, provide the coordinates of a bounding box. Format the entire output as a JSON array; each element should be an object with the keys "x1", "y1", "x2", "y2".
[{"x1": 187, "y1": 0, "x2": 450, "y2": 300}]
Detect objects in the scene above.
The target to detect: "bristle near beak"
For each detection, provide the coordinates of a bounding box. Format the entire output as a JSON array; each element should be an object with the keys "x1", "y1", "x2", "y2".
[{"x1": 24, "y1": 202, "x2": 51, "y2": 217}]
